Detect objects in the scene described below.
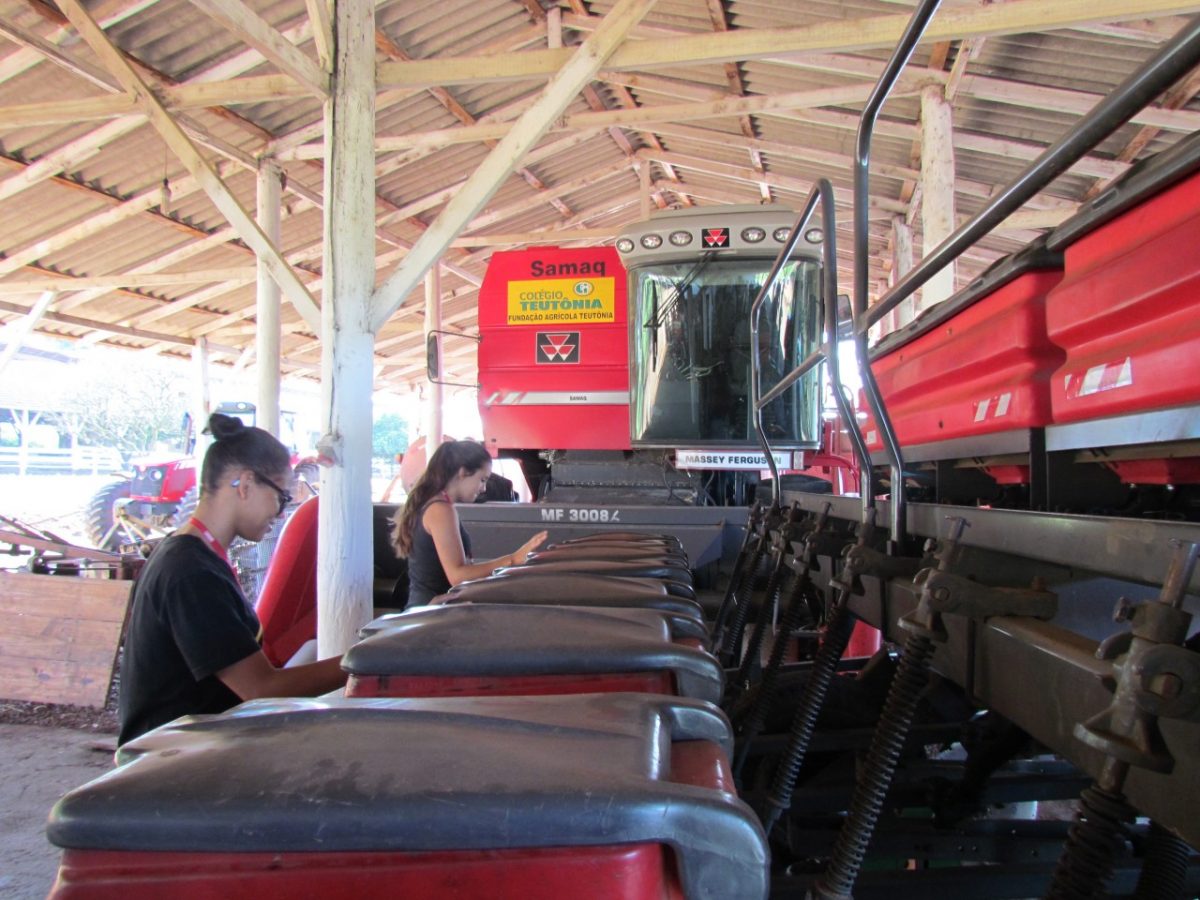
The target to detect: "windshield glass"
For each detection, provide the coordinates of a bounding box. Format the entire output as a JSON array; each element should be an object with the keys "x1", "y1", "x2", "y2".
[{"x1": 630, "y1": 256, "x2": 823, "y2": 447}]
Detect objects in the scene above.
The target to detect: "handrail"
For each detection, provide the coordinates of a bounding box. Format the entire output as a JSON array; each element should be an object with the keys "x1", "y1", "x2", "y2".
[
  {"x1": 865, "y1": 13, "x2": 1200, "y2": 332},
  {"x1": 849, "y1": 0, "x2": 943, "y2": 548},
  {"x1": 750, "y1": 179, "x2": 875, "y2": 516}
]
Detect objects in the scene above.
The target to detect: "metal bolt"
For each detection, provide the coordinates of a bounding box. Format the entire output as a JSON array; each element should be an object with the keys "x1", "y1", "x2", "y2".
[{"x1": 1113, "y1": 597, "x2": 1137, "y2": 623}]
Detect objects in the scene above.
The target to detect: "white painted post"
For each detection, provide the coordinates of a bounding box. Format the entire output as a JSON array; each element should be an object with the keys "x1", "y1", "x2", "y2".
[
  {"x1": 317, "y1": 0, "x2": 376, "y2": 656},
  {"x1": 891, "y1": 215, "x2": 914, "y2": 330},
  {"x1": 256, "y1": 158, "x2": 283, "y2": 438},
  {"x1": 919, "y1": 84, "x2": 956, "y2": 314},
  {"x1": 424, "y1": 265, "x2": 444, "y2": 447},
  {"x1": 192, "y1": 337, "x2": 213, "y2": 464}
]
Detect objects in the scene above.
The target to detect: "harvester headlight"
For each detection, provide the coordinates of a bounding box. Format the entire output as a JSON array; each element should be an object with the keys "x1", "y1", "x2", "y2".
[
  {"x1": 741, "y1": 227, "x2": 766, "y2": 243},
  {"x1": 804, "y1": 227, "x2": 824, "y2": 244},
  {"x1": 773, "y1": 226, "x2": 792, "y2": 242},
  {"x1": 616, "y1": 238, "x2": 635, "y2": 253},
  {"x1": 640, "y1": 233, "x2": 663, "y2": 249},
  {"x1": 668, "y1": 230, "x2": 693, "y2": 246}
]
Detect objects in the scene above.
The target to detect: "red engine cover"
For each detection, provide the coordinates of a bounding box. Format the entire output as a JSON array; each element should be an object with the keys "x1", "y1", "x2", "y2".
[
  {"x1": 866, "y1": 271, "x2": 1064, "y2": 450},
  {"x1": 477, "y1": 247, "x2": 630, "y2": 451},
  {"x1": 49, "y1": 741, "x2": 731, "y2": 900},
  {"x1": 346, "y1": 669, "x2": 676, "y2": 699},
  {"x1": 1048, "y1": 169, "x2": 1200, "y2": 424}
]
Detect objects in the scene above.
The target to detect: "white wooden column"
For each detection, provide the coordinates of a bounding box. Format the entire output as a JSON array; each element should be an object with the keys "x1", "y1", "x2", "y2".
[
  {"x1": 891, "y1": 215, "x2": 914, "y2": 330},
  {"x1": 256, "y1": 158, "x2": 283, "y2": 437},
  {"x1": 191, "y1": 337, "x2": 213, "y2": 462},
  {"x1": 317, "y1": 0, "x2": 376, "y2": 656},
  {"x1": 919, "y1": 84, "x2": 956, "y2": 313},
  {"x1": 424, "y1": 265, "x2": 444, "y2": 447}
]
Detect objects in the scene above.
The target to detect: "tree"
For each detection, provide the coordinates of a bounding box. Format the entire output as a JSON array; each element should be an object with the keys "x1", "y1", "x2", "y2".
[
  {"x1": 52, "y1": 355, "x2": 189, "y2": 458},
  {"x1": 372, "y1": 413, "x2": 409, "y2": 459}
]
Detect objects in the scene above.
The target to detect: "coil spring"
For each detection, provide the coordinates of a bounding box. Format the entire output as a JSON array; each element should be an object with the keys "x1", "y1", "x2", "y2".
[
  {"x1": 728, "y1": 557, "x2": 788, "y2": 701},
  {"x1": 1043, "y1": 784, "x2": 1135, "y2": 900},
  {"x1": 732, "y1": 574, "x2": 813, "y2": 780},
  {"x1": 760, "y1": 603, "x2": 857, "y2": 831},
  {"x1": 813, "y1": 631, "x2": 937, "y2": 900},
  {"x1": 1134, "y1": 821, "x2": 1192, "y2": 900},
  {"x1": 721, "y1": 541, "x2": 769, "y2": 666},
  {"x1": 711, "y1": 549, "x2": 751, "y2": 651}
]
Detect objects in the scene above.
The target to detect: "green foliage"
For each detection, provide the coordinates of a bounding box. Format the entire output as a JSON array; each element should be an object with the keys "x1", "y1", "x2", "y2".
[{"x1": 372, "y1": 413, "x2": 409, "y2": 459}]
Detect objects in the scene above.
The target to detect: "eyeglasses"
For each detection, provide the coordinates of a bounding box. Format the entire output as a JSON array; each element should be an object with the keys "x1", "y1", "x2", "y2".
[
  {"x1": 257, "y1": 472, "x2": 293, "y2": 515},
  {"x1": 233, "y1": 472, "x2": 293, "y2": 515}
]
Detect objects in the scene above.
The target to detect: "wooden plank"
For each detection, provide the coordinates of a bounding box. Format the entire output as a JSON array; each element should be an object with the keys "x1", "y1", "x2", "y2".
[
  {"x1": 0, "y1": 572, "x2": 130, "y2": 708},
  {"x1": 187, "y1": 0, "x2": 329, "y2": 96},
  {"x1": 377, "y1": 0, "x2": 1200, "y2": 88}
]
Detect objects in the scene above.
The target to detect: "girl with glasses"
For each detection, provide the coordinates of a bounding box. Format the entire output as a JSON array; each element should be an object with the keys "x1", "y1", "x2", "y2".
[{"x1": 118, "y1": 412, "x2": 347, "y2": 745}]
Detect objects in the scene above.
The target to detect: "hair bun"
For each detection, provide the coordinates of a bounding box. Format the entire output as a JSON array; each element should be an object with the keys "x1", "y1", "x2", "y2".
[{"x1": 205, "y1": 412, "x2": 246, "y2": 441}]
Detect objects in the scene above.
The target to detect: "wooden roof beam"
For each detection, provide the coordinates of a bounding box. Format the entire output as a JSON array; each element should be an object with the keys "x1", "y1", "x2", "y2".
[
  {"x1": 186, "y1": 0, "x2": 329, "y2": 96},
  {"x1": 57, "y1": 0, "x2": 322, "y2": 334},
  {"x1": 0, "y1": 268, "x2": 258, "y2": 293},
  {"x1": 377, "y1": 0, "x2": 1200, "y2": 89},
  {"x1": 371, "y1": 0, "x2": 659, "y2": 332},
  {"x1": 369, "y1": 77, "x2": 933, "y2": 154}
]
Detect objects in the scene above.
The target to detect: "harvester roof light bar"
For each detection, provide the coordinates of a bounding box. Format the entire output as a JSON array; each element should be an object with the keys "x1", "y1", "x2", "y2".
[
  {"x1": 616, "y1": 238, "x2": 635, "y2": 254},
  {"x1": 773, "y1": 227, "x2": 792, "y2": 242},
  {"x1": 741, "y1": 227, "x2": 766, "y2": 243},
  {"x1": 640, "y1": 233, "x2": 664, "y2": 249},
  {"x1": 669, "y1": 230, "x2": 693, "y2": 246},
  {"x1": 804, "y1": 227, "x2": 824, "y2": 244}
]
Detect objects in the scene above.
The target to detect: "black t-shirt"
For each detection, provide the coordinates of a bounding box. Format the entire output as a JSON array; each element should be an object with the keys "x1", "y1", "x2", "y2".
[
  {"x1": 406, "y1": 499, "x2": 472, "y2": 608},
  {"x1": 117, "y1": 533, "x2": 262, "y2": 745}
]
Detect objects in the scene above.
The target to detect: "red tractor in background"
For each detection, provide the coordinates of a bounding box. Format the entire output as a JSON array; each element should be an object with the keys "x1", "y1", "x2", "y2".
[{"x1": 85, "y1": 400, "x2": 318, "y2": 552}]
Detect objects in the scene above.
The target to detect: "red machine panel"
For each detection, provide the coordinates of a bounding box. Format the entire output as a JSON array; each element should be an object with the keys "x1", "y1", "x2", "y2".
[
  {"x1": 1047, "y1": 169, "x2": 1200, "y2": 424},
  {"x1": 477, "y1": 247, "x2": 630, "y2": 451},
  {"x1": 51, "y1": 844, "x2": 684, "y2": 900},
  {"x1": 347, "y1": 669, "x2": 677, "y2": 698},
  {"x1": 865, "y1": 270, "x2": 1064, "y2": 450}
]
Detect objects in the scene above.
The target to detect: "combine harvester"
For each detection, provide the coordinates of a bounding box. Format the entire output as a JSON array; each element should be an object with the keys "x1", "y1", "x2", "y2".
[
  {"x1": 46, "y1": 3, "x2": 1200, "y2": 897},
  {"x1": 460, "y1": 208, "x2": 858, "y2": 573}
]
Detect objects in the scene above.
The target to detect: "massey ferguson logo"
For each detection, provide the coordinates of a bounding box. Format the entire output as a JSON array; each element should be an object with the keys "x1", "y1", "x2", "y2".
[
  {"x1": 536, "y1": 331, "x2": 580, "y2": 364},
  {"x1": 702, "y1": 227, "x2": 730, "y2": 248}
]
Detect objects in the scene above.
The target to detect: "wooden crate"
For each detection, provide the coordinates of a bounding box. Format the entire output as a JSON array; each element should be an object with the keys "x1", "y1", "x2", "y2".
[{"x1": 0, "y1": 572, "x2": 131, "y2": 708}]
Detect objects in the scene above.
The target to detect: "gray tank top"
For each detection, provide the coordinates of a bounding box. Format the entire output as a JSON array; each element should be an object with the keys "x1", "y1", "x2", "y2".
[{"x1": 407, "y1": 497, "x2": 472, "y2": 607}]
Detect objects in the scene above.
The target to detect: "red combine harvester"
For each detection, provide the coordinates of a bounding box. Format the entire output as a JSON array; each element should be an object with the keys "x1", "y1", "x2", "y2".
[{"x1": 461, "y1": 213, "x2": 858, "y2": 572}]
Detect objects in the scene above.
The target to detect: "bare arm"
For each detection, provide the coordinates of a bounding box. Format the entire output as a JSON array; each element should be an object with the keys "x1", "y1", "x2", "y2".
[
  {"x1": 424, "y1": 501, "x2": 547, "y2": 586},
  {"x1": 216, "y1": 650, "x2": 347, "y2": 701}
]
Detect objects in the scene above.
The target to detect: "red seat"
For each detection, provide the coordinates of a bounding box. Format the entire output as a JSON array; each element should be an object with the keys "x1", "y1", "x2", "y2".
[{"x1": 254, "y1": 496, "x2": 318, "y2": 666}]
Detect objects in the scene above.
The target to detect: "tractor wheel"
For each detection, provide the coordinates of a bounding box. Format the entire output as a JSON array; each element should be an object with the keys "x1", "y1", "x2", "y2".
[
  {"x1": 85, "y1": 479, "x2": 132, "y2": 550},
  {"x1": 171, "y1": 485, "x2": 200, "y2": 531}
]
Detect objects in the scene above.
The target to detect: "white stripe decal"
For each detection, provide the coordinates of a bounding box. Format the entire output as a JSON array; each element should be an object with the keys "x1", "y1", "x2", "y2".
[
  {"x1": 1079, "y1": 363, "x2": 1107, "y2": 396},
  {"x1": 995, "y1": 392, "x2": 1012, "y2": 417},
  {"x1": 491, "y1": 391, "x2": 628, "y2": 406},
  {"x1": 974, "y1": 398, "x2": 990, "y2": 423}
]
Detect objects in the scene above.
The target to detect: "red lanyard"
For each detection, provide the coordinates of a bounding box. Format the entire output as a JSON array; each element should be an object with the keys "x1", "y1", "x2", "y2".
[{"x1": 188, "y1": 517, "x2": 236, "y2": 578}]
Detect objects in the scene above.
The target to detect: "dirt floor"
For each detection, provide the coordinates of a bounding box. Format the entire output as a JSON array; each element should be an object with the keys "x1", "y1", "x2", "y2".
[{"x1": 0, "y1": 724, "x2": 116, "y2": 899}]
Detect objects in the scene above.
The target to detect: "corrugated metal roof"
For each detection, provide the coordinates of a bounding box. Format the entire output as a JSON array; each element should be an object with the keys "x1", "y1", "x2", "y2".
[{"x1": 0, "y1": 0, "x2": 1196, "y2": 390}]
